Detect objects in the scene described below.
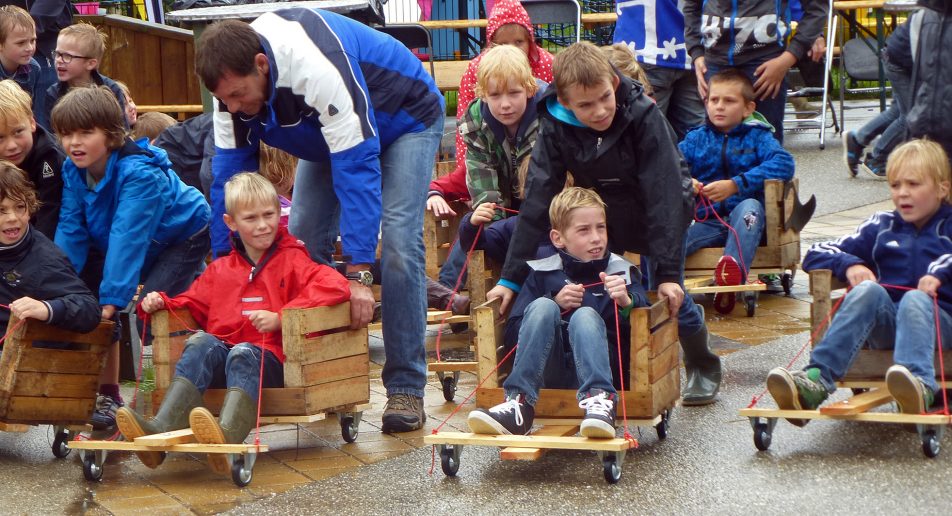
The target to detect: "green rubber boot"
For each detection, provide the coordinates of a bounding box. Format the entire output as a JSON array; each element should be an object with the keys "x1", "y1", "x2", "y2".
[
  {"x1": 190, "y1": 388, "x2": 257, "y2": 475},
  {"x1": 680, "y1": 322, "x2": 722, "y2": 406}
]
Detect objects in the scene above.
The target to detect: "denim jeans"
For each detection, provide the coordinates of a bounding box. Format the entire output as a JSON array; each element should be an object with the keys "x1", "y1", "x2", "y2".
[
  {"x1": 438, "y1": 239, "x2": 467, "y2": 289},
  {"x1": 854, "y1": 61, "x2": 911, "y2": 163},
  {"x1": 174, "y1": 332, "x2": 284, "y2": 402},
  {"x1": 808, "y1": 281, "x2": 952, "y2": 394},
  {"x1": 641, "y1": 237, "x2": 705, "y2": 338},
  {"x1": 643, "y1": 63, "x2": 706, "y2": 140},
  {"x1": 705, "y1": 59, "x2": 786, "y2": 143},
  {"x1": 685, "y1": 198, "x2": 765, "y2": 279},
  {"x1": 503, "y1": 298, "x2": 616, "y2": 405},
  {"x1": 289, "y1": 120, "x2": 443, "y2": 398}
]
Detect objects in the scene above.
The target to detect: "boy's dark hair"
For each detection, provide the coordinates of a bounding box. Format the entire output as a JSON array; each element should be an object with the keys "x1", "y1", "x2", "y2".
[
  {"x1": 0, "y1": 5, "x2": 36, "y2": 45},
  {"x1": 51, "y1": 86, "x2": 127, "y2": 150},
  {"x1": 708, "y1": 69, "x2": 755, "y2": 103},
  {"x1": 195, "y1": 19, "x2": 262, "y2": 92},
  {"x1": 132, "y1": 111, "x2": 176, "y2": 141},
  {"x1": 0, "y1": 161, "x2": 39, "y2": 215},
  {"x1": 553, "y1": 41, "x2": 614, "y2": 99}
]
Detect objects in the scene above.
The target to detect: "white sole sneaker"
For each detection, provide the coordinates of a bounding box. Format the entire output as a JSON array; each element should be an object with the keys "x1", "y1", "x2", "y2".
[
  {"x1": 886, "y1": 364, "x2": 926, "y2": 415},
  {"x1": 580, "y1": 419, "x2": 615, "y2": 439},
  {"x1": 467, "y1": 410, "x2": 510, "y2": 435}
]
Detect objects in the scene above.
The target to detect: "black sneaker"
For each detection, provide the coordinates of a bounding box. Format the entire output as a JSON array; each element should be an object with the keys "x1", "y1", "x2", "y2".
[
  {"x1": 381, "y1": 393, "x2": 426, "y2": 433},
  {"x1": 859, "y1": 154, "x2": 887, "y2": 180},
  {"x1": 843, "y1": 131, "x2": 863, "y2": 178},
  {"x1": 579, "y1": 391, "x2": 616, "y2": 438},
  {"x1": 467, "y1": 394, "x2": 534, "y2": 435},
  {"x1": 90, "y1": 394, "x2": 122, "y2": 430}
]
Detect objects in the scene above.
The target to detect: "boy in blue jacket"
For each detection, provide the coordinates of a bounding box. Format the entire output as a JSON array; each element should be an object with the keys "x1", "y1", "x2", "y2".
[
  {"x1": 768, "y1": 139, "x2": 952, "y2": 420},
  {"x1": 468, "y1": 187, "x2": 648, "y2": 438},
  {"x1": 52, "y1": 86, "x2": 210, "y2": 429},
  {"x1": 681, "y1": 69, "x2": 794, "y2": 310}
]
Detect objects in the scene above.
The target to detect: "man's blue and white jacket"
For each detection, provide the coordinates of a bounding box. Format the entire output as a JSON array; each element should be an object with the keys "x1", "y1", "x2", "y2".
[
  {"x1": 211, "y1": 7, "x2": 445, "y2": 258},
  {"x1": 803, "y1": 204, "x2": 952, "y2": 315},
  {"x1": 613, "y1": 0, "x2": 692, "y2": 70}
]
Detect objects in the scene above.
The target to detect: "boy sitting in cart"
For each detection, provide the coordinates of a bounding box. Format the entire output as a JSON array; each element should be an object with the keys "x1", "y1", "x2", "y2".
[
  {"x1": 0, "y1": 164, "x2": 100, "y2": 337},
  {"x1": 681, "y1": 69, "x2": 794, "y2": 312},
  {"x1": 117, "y1": 172, "x2": 350, "y2": 473},
  {"x1": 467, "y1": 187, "x2": 647, "y2": 438},
  {"x1": 767, "y1": 139, "x2": 952, "y2": 420}
]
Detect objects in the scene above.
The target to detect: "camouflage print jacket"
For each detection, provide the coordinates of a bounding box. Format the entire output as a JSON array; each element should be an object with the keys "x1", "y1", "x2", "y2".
[{"x1": 459, "y1": 82, "x2": 545, "y2": 219}]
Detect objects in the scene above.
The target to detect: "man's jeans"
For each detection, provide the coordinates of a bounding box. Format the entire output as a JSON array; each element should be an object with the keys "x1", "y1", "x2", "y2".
[
  {"x1": 854, "y1": 61, "x2": 912, "y2": 162},
  {"x1": 289, "y1": 120, "x2": 442, "y2": 398},
  {"x1": 808, "y1": 281, "x2": 952, "y2": 394},
  {"x1": 685, "y1": 198, "x2": 765, "y2": 279},
  {"x1": 705, "y1": 59, "x2": 787, "y2": 144},
  {"x1": 174, "y1": 332, "x2": 284, "y2": 402},
  {"x1": 643, "y1": 63, "x2": 706, "y2": 140},
  {"x1": 503, "y1": 298, "x2": 616, "y2": 405}
]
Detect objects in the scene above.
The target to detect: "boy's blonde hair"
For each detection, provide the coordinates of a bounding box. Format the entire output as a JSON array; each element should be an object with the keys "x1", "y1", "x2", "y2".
[
  {"x1": 600, "y1": 43, "x2": 653, "y2": 96},
  {"x1": 886, "y1": 139, "x2": 952, "y2": 203},
  {"x1": 516, "y1": 155, "x2": 573, "y2": 200},
  {"x1": 549, "y1": 186, "x2": 605, "y2": 232},
  {"x1": 0, "y1": 161, "x2": 39, "y2": 215},
  {"x1": 0, "y1": 5, "x2": 35, "y2": 45},
  {"x1": 553, "y1": 41, "x2": 614, "y2": 99},
  {"x1": 0, "y1": 79, "x2": 33, "y2": 131},
  {"x1": 132, "y1": 111, "x2": 176, "y2": 141},
  {"x1": 51, "y1": 86, "x2": 126, "y2": 150},
  {"x1": 224, "y1": 172, "x2": 280, "y2": 215},
  {"x1": 59, "y1": 22, "x2": 106, "y2": 61},
  {"x1": 259, "y1": 143, "x2": 297, "y2": 197},
  {"x1": 475, "y1": 44, "x2": 538, "y2": 99}
]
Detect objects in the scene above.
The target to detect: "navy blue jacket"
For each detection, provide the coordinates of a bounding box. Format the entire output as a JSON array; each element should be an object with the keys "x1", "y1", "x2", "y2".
[
  {"x1": 457, "y1": 213, "x2": 555, "y2": 266},
  {"x1": 803, "y1": 204, "x2": 952, "y2": 315},
  {"x1": 505, "y1": 251, "x2": 647, "y2": 388},
  {"x1": 679, "y1": 113, "x2": 794, "y2": 219}
]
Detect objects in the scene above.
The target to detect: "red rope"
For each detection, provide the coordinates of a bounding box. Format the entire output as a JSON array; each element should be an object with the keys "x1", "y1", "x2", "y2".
[
  {"x1": 695, "y1": 192, "x2": 749, "y2": 283},
  {"x1": 612, "y1": 301, "x2": 637, "y2": 445}
]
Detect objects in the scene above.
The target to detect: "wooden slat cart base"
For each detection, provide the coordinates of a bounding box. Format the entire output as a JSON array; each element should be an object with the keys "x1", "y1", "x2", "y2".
[
  {"x1": 0, "y1": 317, "x2": 113, "y2": 459},
  {"x1": 426, "y1": 298, "x2": 680, "y2": 484},
  {"x1": 69, "y1": 303, "x2": 371, "y2": 487}
]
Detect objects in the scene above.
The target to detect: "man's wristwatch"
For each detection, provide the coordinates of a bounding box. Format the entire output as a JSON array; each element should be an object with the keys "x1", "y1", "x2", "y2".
[{"x1": 345, "y1": 270, "x2": 373, "y2": 287}]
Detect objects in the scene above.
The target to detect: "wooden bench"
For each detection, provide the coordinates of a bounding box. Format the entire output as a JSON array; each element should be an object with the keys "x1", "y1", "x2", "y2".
[
  {"x1": 0, "y1": 317, "x2": 114, "y2": 458},
  {"x1": 684, "y1": 179, "x2": 803, "y2": 316},
  {"x1": 425, "y1": 296, "x2": 679, "y2": 483}
]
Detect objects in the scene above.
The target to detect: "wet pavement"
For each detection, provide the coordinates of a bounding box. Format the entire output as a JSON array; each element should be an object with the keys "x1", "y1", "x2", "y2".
[{"x1": 0, "y1": 108, "x2": 930, "y2": 514}]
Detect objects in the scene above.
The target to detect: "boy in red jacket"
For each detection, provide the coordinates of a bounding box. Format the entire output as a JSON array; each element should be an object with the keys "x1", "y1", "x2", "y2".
[{"x1": 116, "y1": 172, "x2": 350, "y2": 474}]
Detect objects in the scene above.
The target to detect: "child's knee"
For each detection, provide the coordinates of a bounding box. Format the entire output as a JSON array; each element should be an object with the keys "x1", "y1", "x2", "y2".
[
  {"x1": 898, "y1": 289, "x2": 934, "y2": 314},
  {"x1": 184, "y1": 331, "x2": 220, "y2": 352}
]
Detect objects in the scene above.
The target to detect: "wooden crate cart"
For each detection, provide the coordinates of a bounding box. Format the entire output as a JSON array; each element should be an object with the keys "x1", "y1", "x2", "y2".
[
  {"x1": 683, "y1": 179, "x2": 805, "y2": 316},
  {"x1": 70, "y1": 302, "x2": 370, "y2": 487},
  {"x1": 0, "y1": 317, "x2": 113, "y2": 458},
  {"x1": 425, "y1": 297, "x2": 680, "y2": 484},
  {"x1": 738, "y1": 270, "x2": 952, "y2": 457}
]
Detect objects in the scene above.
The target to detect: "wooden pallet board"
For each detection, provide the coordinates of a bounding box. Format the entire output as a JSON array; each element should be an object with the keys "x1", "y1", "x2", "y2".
[{"x1": 424, "y1": 431, "x2": 637, "y2": 452}]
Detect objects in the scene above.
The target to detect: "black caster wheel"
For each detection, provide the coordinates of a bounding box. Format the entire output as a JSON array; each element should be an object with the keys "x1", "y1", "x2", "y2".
[
  {"x1": 753, "y1": 422, "x2": 773, "y2": 451},
  {"x1": 713, "y1": 292, "x2": 736, "y2": 315},
  {"x1": 441, "y1": 376, "x2": 457, "y2": 402},
  {"x1": 602, "y1": 456, "x2": 621, "y2": 484},
  {"x1": 340, "y1": 415, "x2": 359, "y2": 443},
  {"x1": 231, "y1": 456, "x2": 253, "y2": 487},
  {"x1": 781, "y1": 273, "x2": 793, "y2": 296},
  {"x1": 440, "y1": 446, "x2": 460, "y2": 477},
  {"x1": 922, "y1": 430, "x2": 940, "y2": 458},
  {"x1": 52, "y1": 430, "x2": 71, "y2": 458},
  {"x1": 745, "y1": 294, "x2": 756, "y2": 317},
  {"x1": 655, "y1": 410, "x2": 670, "y2": 440},
  {"x1": 82, "y1": 451, "x2": 103, "y2": 482}
]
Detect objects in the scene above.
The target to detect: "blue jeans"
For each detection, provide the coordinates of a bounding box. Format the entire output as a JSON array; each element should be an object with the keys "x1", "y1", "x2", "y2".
[
  {"x1": 438, "y1": 239, "x2": 467, "y2": 289},
  {"x1": 705, "y1": 59, "x2": 786, "y2": 143},
  {"x1": 854, "y1": 61, "x2": 911, "y2": 163},
  {"x1": 503, "y1": 298, "x2": 616, "y2": 405},
  {"x1": 641, "y1": 238, "x2": 705, "y2": 338},
  {"x1": 808, "y1": 281, "x2": 952, "y2": 394},
  {"x1": 643, "y1": 63, "x2": 706, "y2": 140},
  {"x1": 174, "y1": 332, "x2": 284, "y2": 402},
  {"x1": 289, "y1": 120, "x2": 442, "y2": 398},
  {"x1": 685, "y1": 198, "x2": 765, "y2": 279}
]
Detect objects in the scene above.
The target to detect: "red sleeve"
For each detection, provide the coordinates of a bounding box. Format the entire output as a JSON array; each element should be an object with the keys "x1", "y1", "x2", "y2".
[
  {"x1": 429, "y1": 167, "x2": 469, "y2": 201},
  {"x1": 282, "y1": 256, "x2": 351, "y2": 311},
  {"x1": 137, "y1": 261, "x2": 215, "y2": 329},
  {"x1": 454, "y1": 57, "x2": 481, "y2": 181}
]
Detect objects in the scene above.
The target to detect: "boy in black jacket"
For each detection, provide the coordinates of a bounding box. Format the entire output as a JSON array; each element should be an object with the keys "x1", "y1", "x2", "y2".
[
  {"x1": 469, "y1": 187, "x2": 647, "y2": 437},
  {"x1": 0, "y1": 161, "x2": 99, "y2": 335},
  {"x1": 487, "y1": 41, "x2": 722, "y2": 406},
  {"x1": 0, "y1": 78, "x2": 62, "y2": 238}
]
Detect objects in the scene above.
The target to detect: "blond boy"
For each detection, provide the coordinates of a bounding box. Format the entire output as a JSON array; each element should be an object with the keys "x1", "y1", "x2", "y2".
[
  {"x1": 0, "y1": 6, "x2": 40, "y2": 99},
  {"x1": 132, "y1": 111, "x2": 176, "y2": 143},
  {"x1": 38, "y1": 22, "x2": 127, "y2": 130},
  {"x1": 0, "y1": 79, "x2": 63, "y2": 237}
]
